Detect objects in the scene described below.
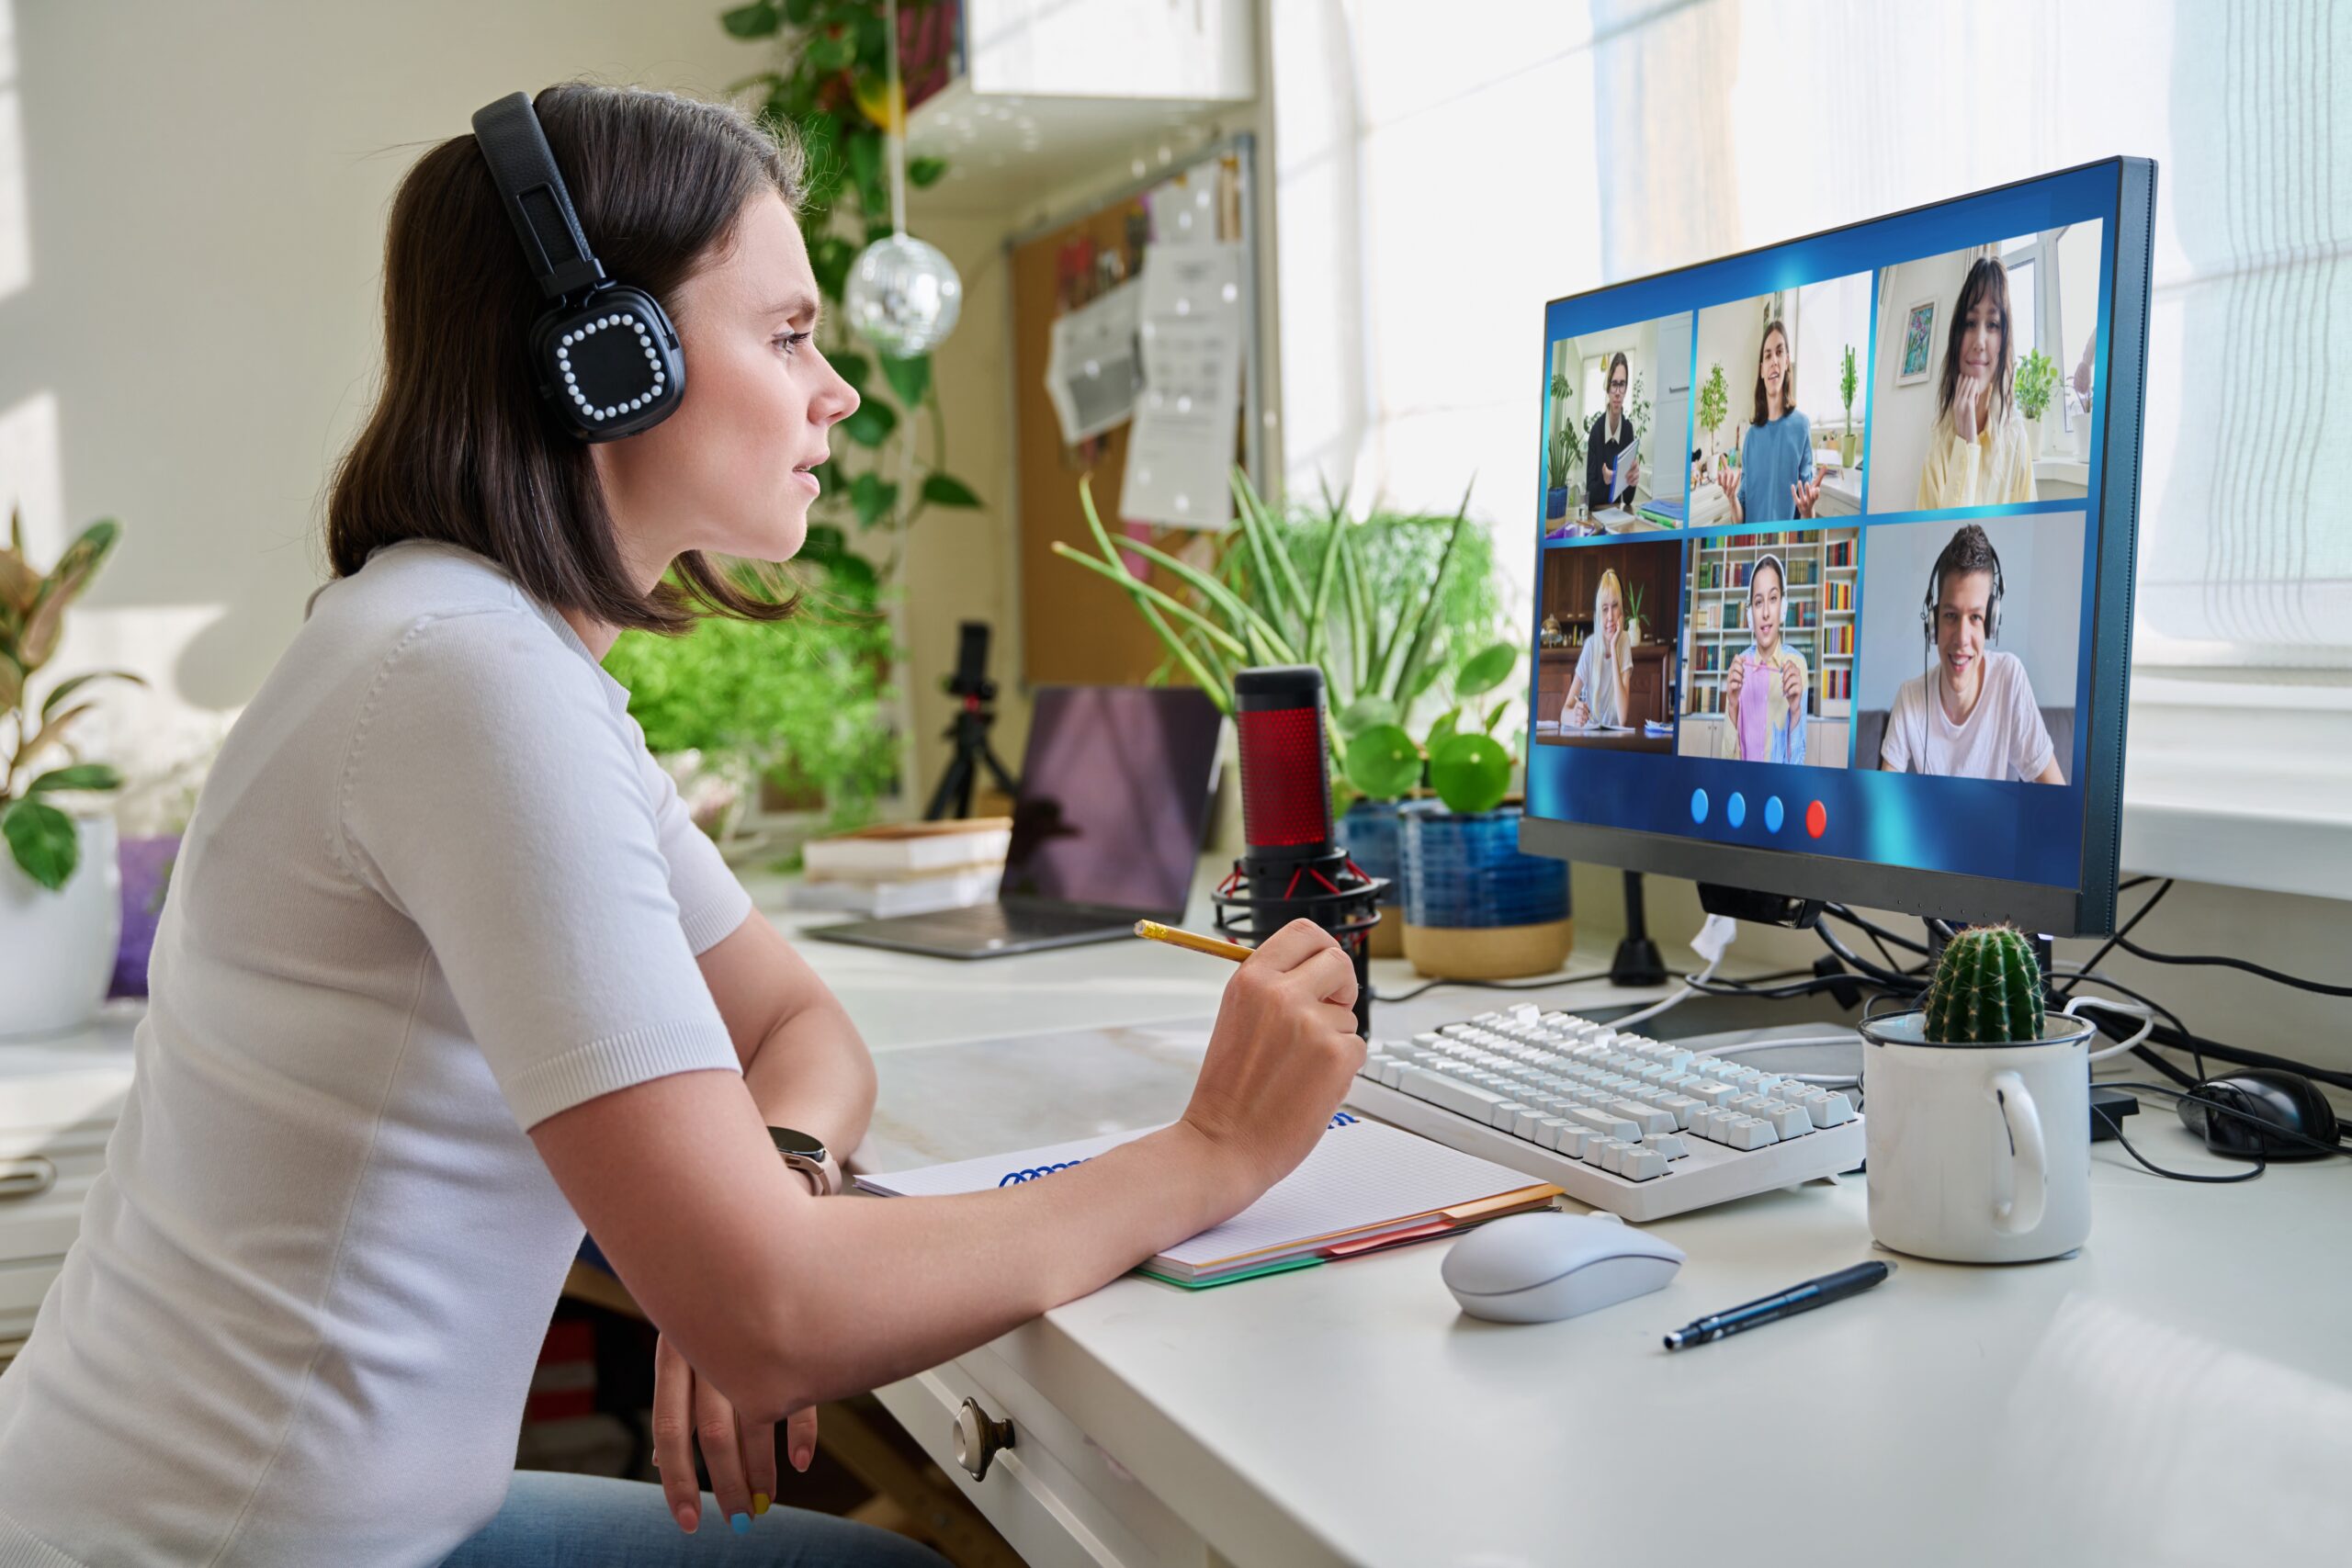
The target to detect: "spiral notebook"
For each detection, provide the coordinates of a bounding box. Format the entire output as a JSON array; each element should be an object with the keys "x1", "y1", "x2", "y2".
[{"x1": 856, "y1": 1115, "x2": 1560, "y2": 1287}]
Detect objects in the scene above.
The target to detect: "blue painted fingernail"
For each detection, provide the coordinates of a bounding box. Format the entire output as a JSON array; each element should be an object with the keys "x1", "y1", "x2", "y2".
[{"x1": 730, "y1": 1511, "x2": 752, "y2": 1535}]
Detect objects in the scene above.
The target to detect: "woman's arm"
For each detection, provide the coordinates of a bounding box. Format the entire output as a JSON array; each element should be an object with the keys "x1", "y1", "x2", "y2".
[
  {"x1": 1611, "y1": 644, "x2": 1633, "y2": 724},
  {"x1": 697, "y1": 909, "x2": 874, "y2": 1158},
  {"x1": 533, "y1": 920, "x2": 1363, "y2": 1427}
]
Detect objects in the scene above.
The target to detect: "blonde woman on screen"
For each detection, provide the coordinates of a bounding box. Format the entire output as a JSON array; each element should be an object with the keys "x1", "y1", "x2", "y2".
[
  {"x1": 1561, "y1": 568, "x2": 1633, "y2": 728},
  {"x1": 1916, "y1": 257, "x2": 2038, "y2": 509}
]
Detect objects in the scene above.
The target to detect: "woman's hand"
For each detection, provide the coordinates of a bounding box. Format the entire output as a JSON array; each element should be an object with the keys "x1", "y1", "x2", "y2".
[
  {"x1": 1953, "y1": 371, "x2": 1991, "y2": 442},
  {"x1": 1180, "y1": 919, "x2": 1364, "y2": 1201},
  {"x1": 1623, "y1": 457, "x2": 1640, "y2": 492},
  {"x1": 1720, "y1": 461, "x2": 1744, "y2": 523},
  {"x1": 1791, "y1": 474, "x2": 1821, "y2": 517},
  {"x1": 1723, "y1": 653, "x2": 1747, "y2": 709},
  {"x1": 1780, "y1": 656, "x2": 1804, "y2": 709},
  {"x1": 652, "y1": 1330, "x2": 816, "y2": 1534}
]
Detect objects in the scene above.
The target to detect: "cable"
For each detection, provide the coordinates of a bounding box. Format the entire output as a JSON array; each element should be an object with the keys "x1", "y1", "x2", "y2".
[
  {"x1": 2109, "y1": 936, "x2": 2352, "y2": 998},
  {"x1": 2103, "y1": 1081, "x2": 2352, "y2": 1163},
  {"x1": 1371, "y1": 969, "x2": 1613, "y2": 1006},
  {"x1": 2093, "y1": 1105, "x2": 2267, "y2": 1183},
  {"x1": 1702, "y1": 1033, "x2": 1864, "y2": 1087},
  {"x1": 2054, "y1": 878, "x2": 2175, "y2": 1002},
  {"x1": 1604, "y1": 952, "x2": 1721, "y2": 1029},
  {"x1": 2063, "y1": 996, "x2": 2153, "y2": 1062}
]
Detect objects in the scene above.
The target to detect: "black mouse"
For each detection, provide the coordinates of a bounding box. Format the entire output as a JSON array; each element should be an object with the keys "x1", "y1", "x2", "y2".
[{"x1": 2177, "y1": 1069, "x2": 2341, "y2": 1160}]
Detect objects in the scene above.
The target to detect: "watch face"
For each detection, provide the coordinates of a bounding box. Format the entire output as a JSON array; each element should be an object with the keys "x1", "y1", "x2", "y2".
[{"x1": 767, "y1": 1125, "x2": 826, "y2": 1161}]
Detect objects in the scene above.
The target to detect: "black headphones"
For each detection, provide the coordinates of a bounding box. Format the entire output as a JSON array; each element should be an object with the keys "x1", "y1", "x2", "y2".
[{"x1": 471, "y1": 92, "x2": 685, "y2": 442}]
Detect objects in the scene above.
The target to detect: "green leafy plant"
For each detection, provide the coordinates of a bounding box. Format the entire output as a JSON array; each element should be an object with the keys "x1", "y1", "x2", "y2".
[
  {"x1": 1545, "y1": 372, "x2": 1581, "y2": 492},
  {"x1": 721, "y1": 0, "x2": 983, "y2": 569},
  {"x1": 1921, "y1": 925, "x2": 2047, "y2": 1043},
  {"x1": 2014, "y1": 347, "x2": 2059, "y2": 422},
  {"x1": 1698, "y1": 363, "x2": 1729, "y2": 457},
  {"x1": 0, "y1": 510, "x2": 144, "y2": 890},
  {"x1": 1839, "y1": 344, "x2": 1859, "y2": 428},
  {"x1": 603, "y1": 540, "x2": 898, "y2": 835},
  {"x1": 1053, "y1": 468, "x2": 1516, "y2": 800},
  {"x1": 1627, "y1": 370, "x2": 1652, "y2": 450}
]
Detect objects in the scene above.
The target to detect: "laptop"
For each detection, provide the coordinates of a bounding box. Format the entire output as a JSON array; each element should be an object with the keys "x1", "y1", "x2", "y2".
[{"x1": 808, "y1": 685, "x2": 1226, "y2": 960}]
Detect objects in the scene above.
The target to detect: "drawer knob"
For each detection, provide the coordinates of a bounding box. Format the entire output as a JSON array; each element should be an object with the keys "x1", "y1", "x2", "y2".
[
  {"x1": 0, "y1": 1158, "x2": 56, "y2": 1202},
  {"x1": 952, "y1": 1396, "x2": 1013, "y2": 1483}
]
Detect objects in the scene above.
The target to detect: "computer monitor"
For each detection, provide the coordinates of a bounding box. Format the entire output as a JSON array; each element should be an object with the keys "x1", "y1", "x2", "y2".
[{"x1": 1522, "y1": 159, "x2": 2154, "y2": 938}]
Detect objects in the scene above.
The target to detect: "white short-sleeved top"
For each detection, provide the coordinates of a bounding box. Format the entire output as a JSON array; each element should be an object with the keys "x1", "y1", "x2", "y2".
[
  {"x1": 0, "y1": 539, "x2": 752, "y2": 1568},
  {"x1": 1879, "y1": 650, "x2": 2058, "y2": 783}
]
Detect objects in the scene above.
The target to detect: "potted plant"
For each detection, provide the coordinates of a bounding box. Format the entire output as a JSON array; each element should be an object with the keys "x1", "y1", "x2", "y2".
[
  {"x1": 1838, "y1": 344, "x2": 1860, "y2": 468},
  {"x1": 1, "y1": 511, "x2": 143, "y2": 1038},
  {"x1": 1697, "y1": 363, "x2": 1729, "y2": 471},
  {"x1": 603, "y1": 539, "x2": 899, "y2": 857},
  {"x1": 1544, "y1": 372, "x2": 1578, "y2": 522},
  {"x1": 2014, "y1": 347, "x2": 2059, "y2": 456},
  {"x1": 1623, "y1": 581, "x2": 1647, "y2": 649}
]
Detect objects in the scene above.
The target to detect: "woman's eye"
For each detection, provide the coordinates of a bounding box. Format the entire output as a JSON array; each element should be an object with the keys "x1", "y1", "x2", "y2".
[{"x1": 775, "y1": 331, "x2": 811, "y2": 355}]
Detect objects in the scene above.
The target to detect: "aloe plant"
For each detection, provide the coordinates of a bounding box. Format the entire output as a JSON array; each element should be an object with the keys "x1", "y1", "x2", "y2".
[
  {"x1": 1, "y1": 509, "x2": 142, "y2": 890},
  {"x1": 1052, "y1": 468, "x2": 1519, "y2": 805}
]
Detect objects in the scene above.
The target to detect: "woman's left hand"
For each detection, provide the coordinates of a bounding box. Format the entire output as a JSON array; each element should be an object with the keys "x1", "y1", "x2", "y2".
[
  {"x1": 1623, "y1": 457, "x2": 1640, "y2": 491},
  {"x1": 1791, "y1": 475, "x2": 1821, "y2": 517},
  {"x1": 1780, "y1": 657, "x2": 1804, "y2": 707},
  {"x1": 652, "y1": 1331, "x2": 818, "y2": 1533}
]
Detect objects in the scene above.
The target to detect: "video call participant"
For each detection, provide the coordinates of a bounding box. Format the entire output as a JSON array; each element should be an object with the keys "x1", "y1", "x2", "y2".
[
  {"x1": 1723, "y1": 553, "x2": 1808, "y2": 763},
  {"x1": 1879, "y1": 523, "x2": 2064, "y2": 784},
  {"x1": 1916, "y1": 257, "x2": 2038, "y2": 509},
  {"x1": 1713, "y1": 320, "x2": 1821, "y2": 525},
  {"x1": 1584, "y1": 351, "x2": 1640, "y2": 510},
  {"x1": 1560, "y1": 568, "x2": 1633, "y2": 728}
]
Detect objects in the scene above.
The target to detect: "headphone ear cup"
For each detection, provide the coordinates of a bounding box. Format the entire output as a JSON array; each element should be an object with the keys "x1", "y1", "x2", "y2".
[{"x1": 532, "y1": 287, "x2": 685, "y2": 442}]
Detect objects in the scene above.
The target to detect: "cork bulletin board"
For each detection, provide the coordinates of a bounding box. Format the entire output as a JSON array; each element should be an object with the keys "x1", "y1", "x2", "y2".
[{"x1": 1006, "y1": 136, "x2": 1261, "y2": 689}]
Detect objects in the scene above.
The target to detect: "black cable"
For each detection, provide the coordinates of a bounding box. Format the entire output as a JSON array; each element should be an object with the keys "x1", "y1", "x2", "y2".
[
  {"x1": 1815, "y1": 921, "x2": 1931, "y2": 993},
  {"x1": 1825, "y1": 904, "x2": 1933, "y2": 959},
  {"x1": 2109, "y1": 936, "x2": 2352, "y2": 998},
  {"x1": 2103, "y1": 1081, "x2": 2352, "y2": 1162},
  {"x1": 2093, "y1": 1105, "x2": 2267, "y2": 1183},
  {"x1": 2055, "y1": 878, "x2": 2175, "y2": 1001}
]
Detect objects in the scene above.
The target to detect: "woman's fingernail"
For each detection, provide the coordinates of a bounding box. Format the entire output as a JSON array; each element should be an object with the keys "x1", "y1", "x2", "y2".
[
  {"x1": 752, "y1": 1493, "x2": 771, "y2": 1516},
  {"x1": 730, "y1": 1511, "x2": 752, "y2": 1535},
  {"x1": 794, "y1": 1444, "x2": 812, "y2": 1472},
  {"x1": 673, "y1": 1505, "x2": 698, "y2": 1533}
]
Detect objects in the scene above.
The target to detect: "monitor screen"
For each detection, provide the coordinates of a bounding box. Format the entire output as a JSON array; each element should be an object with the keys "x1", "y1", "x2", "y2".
[
  {"x1": 1001, "y1": 685, "x2": 1226, "y2": 915},
  {"x1": 1522, "y1": 160, "x2": 2154, "y2": 936}
]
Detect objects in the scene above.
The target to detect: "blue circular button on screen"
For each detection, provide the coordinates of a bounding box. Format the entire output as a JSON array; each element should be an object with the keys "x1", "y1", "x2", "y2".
[
  {"x1": 1690, "y1": 788, "x2": 1709, "y2": 824},
  {"x1": 1765, "y1": 795, "x2": 1785, "y2": 833},
  {"x1": 1727, "y1": 793, "x2": 1747, "y2": 829}
]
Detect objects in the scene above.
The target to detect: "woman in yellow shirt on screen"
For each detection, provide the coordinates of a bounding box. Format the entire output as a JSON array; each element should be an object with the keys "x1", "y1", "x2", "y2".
[{"x1": 1916, "y1": 257, "x2": 2037, "y2": 510}]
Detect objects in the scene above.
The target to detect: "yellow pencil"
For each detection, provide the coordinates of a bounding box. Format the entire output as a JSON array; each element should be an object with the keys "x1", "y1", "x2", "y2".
[{"x1": 1132, "y1": 919, "x2": 1253, "y2": 963}]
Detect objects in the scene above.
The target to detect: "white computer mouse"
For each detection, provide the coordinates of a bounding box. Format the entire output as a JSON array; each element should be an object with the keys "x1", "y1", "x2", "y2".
[{"x1": 1441, "y1": 1211, "x2": 1685, "y2": 1324}]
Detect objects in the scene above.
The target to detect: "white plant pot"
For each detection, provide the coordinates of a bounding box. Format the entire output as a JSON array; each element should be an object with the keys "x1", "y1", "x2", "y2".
[{"x1": 0, "y1": 813, "x2": 122, "y2": 1041}]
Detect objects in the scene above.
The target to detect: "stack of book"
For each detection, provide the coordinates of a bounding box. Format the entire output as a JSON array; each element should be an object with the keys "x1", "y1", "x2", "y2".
[{"x1": 792, "y1": 817, "x2": 1012, "y2": 919}]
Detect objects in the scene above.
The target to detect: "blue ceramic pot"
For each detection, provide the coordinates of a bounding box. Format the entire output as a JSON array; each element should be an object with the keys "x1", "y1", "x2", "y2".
[{"x1": 1399, "y1": 807, "x2": 1568, "y2": 929}]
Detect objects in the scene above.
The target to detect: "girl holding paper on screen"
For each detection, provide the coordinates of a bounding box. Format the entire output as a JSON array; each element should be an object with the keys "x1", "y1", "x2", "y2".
[{"x1": 1722, "y1": 553, "x2": 1808, "y2": 762}]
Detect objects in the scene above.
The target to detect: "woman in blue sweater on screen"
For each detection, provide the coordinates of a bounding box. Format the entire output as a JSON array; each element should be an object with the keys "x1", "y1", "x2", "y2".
[{"x1": 1716, "y1": 319, "x2": 1822, "y2": 525}]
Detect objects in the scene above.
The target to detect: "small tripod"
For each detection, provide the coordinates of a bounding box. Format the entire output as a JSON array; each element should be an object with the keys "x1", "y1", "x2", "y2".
[{"x1": 924, "y1": 621, "x2": 1019, "y2": 820}]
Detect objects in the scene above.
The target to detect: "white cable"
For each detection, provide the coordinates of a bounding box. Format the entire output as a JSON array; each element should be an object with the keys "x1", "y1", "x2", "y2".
[
  {"x1": 1606, "y1": 952, "x2": 1718, "y2": 1029},
  {"x1": 2065, "y1": 995, "x2": 2154, "y2": 1062}
]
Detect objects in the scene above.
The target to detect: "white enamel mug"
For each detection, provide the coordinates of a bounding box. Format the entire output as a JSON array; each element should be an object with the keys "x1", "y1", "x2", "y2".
[{"x1": 1860, "y1": 1010, "x2": 2097, "y2": 1264}]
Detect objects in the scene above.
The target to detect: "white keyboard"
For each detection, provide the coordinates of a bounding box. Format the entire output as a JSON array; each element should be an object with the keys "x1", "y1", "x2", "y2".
[{"x1": 1347, "y1": 1004, "x2": 1865, "y2": 1222}]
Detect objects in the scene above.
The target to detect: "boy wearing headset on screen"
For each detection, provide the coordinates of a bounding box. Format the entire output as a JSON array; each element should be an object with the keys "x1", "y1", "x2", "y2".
[{"x1": 1879, "y1": 523, "x2": 2065, "y2": 783}]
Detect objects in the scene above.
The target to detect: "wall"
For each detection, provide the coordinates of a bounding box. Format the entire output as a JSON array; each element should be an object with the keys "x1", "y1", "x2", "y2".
[
  {"x1": 0, "y1": 0, "x2": 761, "y2": 784},
  {"x1": 1867, "y1": 249, "x2": 1973, "y2": 512},
  {"x1": 1856, "y1": 512, "x2": 2084, "y2": 714}
]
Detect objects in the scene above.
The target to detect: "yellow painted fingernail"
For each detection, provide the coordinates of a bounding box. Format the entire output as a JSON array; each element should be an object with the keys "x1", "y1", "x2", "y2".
[{"x1": 752, "y1": 1494, "x2": 770, "y2": 1517}]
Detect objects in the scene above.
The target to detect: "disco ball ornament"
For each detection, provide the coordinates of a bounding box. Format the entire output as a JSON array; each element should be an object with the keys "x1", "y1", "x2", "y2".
[{"x1": 844, "y1": 233, "x2": 964, "y2": 356}]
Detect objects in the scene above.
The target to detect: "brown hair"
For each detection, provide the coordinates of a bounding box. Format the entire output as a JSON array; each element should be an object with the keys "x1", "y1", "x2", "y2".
[
  {"x1": 1750, "y1": 319, "x2": 1794, "y2": 426},
  {"x1": 327, "y1": 83, "x2": 808, "y2": 633},
  {"x1": 1936, "y1": 257, "x2": 2014, "y2": 426},
  {"x1": 1931, "y1": 523, "x2": 2002, "y2": 611}
]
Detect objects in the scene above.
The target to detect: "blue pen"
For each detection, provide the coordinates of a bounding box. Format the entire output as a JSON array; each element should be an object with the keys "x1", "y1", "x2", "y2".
[{"x1": 1662, "y1": 1260, "x2": 1891, "y2": 1350}]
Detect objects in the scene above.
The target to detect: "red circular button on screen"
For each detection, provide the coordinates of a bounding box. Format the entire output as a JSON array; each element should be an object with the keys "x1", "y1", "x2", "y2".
[{"x1": 1805, "y1": 799, "x2": 1826, "y2": 839}]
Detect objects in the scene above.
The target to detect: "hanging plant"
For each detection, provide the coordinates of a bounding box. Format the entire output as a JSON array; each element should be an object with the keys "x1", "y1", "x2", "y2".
[{"x1": 721, "y1": 0, "x2": 983, "y2": 579}]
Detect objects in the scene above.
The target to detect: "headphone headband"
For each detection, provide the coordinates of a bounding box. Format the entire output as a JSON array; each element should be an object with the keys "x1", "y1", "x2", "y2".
[{"x1": 471, "y1": 92, "x2": 607, "y2": 302}]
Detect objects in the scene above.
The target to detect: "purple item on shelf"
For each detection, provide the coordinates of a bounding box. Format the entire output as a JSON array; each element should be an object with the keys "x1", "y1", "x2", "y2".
[{"x1": 110, "y1": 833, "x2": 180, "y2": 999}]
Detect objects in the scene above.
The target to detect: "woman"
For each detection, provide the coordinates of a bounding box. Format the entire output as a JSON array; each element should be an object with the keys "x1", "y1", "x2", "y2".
[
  {"x1": 1716, "y1": 319, "x2": 1821, "y2": 525},
  {"x1": 1915, "y1": 256, "x2": 2037, "y2": 509},
  {"x1": 1583, "y1": 351, "x2": 1640, "y2": 512},
  {"x1": 0, "y1": 85, "x2": 1363, "y2": 1568},
  {"x1": 1560, "y1": 568, "x2": 1634, "y2": 728},
  {"x1": 1722, "y1": 554, "x2": 1808, "y2": 763}
]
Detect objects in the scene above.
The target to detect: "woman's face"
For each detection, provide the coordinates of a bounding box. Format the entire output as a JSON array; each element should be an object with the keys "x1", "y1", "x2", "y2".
[
  {"x1": 1759, "y1": 329, "x2": 1789, "y2": 402},
  {"x1": 590, "y1": 193, "x2": 859, "y2": 579},
  {"x1": 1608, "y1": 362, "x2": 1628, "y2": 414},
  {"x1": 1597, "y1": 581, "x2": 1623, "y2": 641},
  {"x1": 1749, "y1": 566, "x2": 1783, "y2": 648},
  {"x1": 1960, "y1": 293, "x2": 2005, "y2": 383}
]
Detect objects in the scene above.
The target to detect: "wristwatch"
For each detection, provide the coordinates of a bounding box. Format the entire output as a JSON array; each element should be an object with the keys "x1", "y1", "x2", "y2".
[{"x1": 766, "y1": 1125, "x2": 837, "y2": 1196}]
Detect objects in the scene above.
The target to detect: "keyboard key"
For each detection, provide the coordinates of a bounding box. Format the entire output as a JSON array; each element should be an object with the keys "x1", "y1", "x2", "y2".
[
  {"x1": 1648, "y1": 1134, "x2": 1690, "y2": 1160},
  {"x1": 1491, "y1": 1100, "x2": 1530, "y2": 1130},
  {"x1": 1511, "y1": 1110, "x2": 1544, "y2": 1140},
  {"x1": 1549, "y1": 1123, "x2": 1590, "y2": 1158},
  {"x1": 1622, "y1": 1148, "x2": 1668, "y2": 1181},
  {"x1": 1605, "y1": 1100, "x2": 1679, "y2": 1137},
  {"x1": 1408, "y1": 1072, "x2": 1507, "y2": 1123},
  {"x1": 1688, "y1": 1082, "x2": 1737, "y2": 1107},
  {"x1": 1807, "y1": 1091, "x2": 1856, "y2": 1126},
  {"x1": 1724, "y1": 1117, "x2": 1780, "y2": 1151},
  {"x1": 1764, "y1": 1104, "x2": 1814, "y2": 1140},
  {"x1": 1566, "y1": 1107, "x2": 1640, "y2": 1142}
]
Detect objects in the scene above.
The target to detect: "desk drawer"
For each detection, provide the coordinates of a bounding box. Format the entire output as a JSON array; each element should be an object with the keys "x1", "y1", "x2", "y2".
[
  {"x1": 877, "y1": 1351, "x2": 1204, "y2": 1568},
  {"x1": 0, "y1": 1258, "x2": 61, "y2": 1341},
  {"x1": 0, "y1": 1123, "x2": 107, "y2": 1268}
]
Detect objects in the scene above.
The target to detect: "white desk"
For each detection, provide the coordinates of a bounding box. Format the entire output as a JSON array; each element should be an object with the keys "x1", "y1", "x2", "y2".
[{"x1": 749, "y1": 873, "x2": 2352, "y2": 1568}]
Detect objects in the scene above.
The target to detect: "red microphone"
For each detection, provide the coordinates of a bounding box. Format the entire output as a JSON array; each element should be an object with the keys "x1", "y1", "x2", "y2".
[{"x1": 1214, "y1": 667, "x2": 1385, "y2": 1036}]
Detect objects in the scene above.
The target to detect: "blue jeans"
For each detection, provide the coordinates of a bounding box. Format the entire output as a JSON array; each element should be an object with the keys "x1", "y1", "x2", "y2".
[{"x1": 438, "y1": 1471, "x2": 948, "y2": 1567}]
